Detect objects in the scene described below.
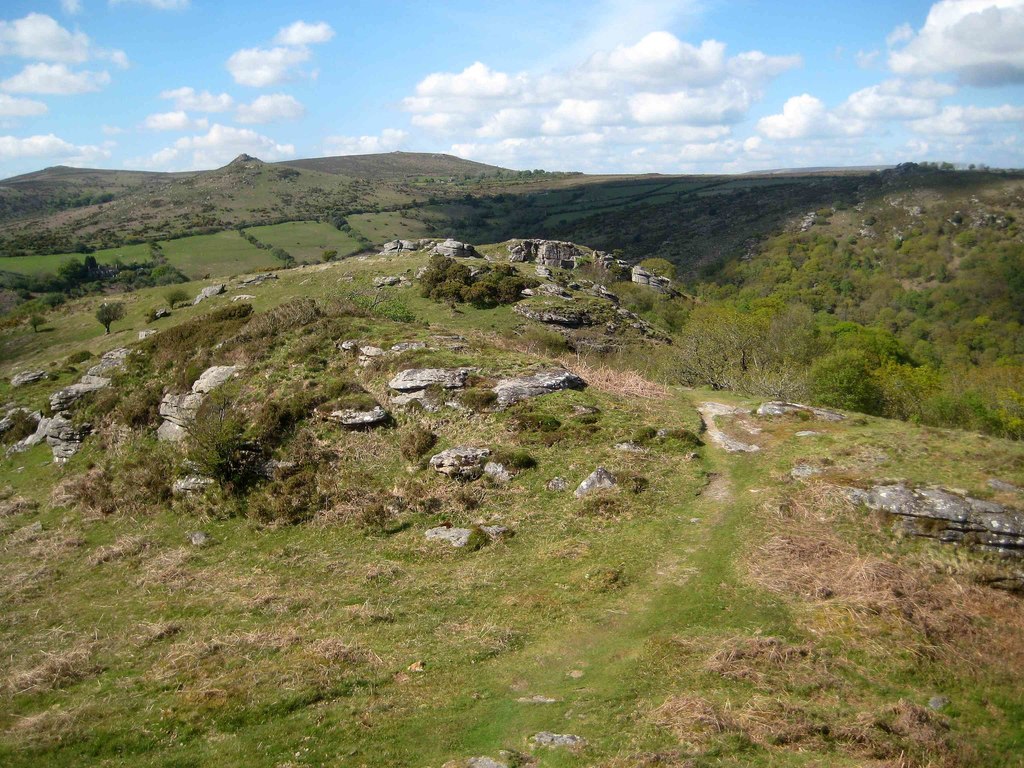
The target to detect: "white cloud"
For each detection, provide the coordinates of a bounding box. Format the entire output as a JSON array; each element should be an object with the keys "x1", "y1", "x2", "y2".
[
  {"x1": 0, "y1": 93, "x2": 47, "y2": 118},
  {"x1": 102, "y1": 124, "x2": 124, "y2": 135},
  {"x1": 855, "y1": 49, "x2": 880, "y2": 69},
  {"x1": 142, "y1": 110, "x2": 208, "y2": 131},
  {"x1": 273, "y1": 20, "x2": 334, "y2": 46},
  {"x1": 1, "y1": 63, "x2": 110, "y2": 95},
  {"x1": 841, "y1": 78, "x2": 954, "y2": 121},
  {"x1": 160, "y1": 86, "x2": 234, "y2": 112},
  {"x1": 400, "y1": 29, "x2": 800, "y2": 164},
  {"x1": 889, "y1": 0, "x2": 1024, "y2": 85},
  {"x1": 226, "y1": 46, "x2": 310, "y2": 87},
  {"x1": 140, "y1": 123, "x2": 295, "y2": 170},
  {"x1": 0, "y1": 132, "x2": 108, "y2": 164},
  {"x1": 910, "y1": 104, "x2": 1024, "y2": 135},
  {"x1": 756, "y1": 94, "x2": 863, "y2": 139},
  {"x1": 322, "y1": 128, "x2": 407, "y2": 156},
  {"x1": 235, "y1": 93, "x2": 305, "y2": 124},
  {"x1": 886, "y1": 23, "x2": 914, "y2": 47},
  {"x1": 0, "y1": 12, "x2": 91, "y2": 62},
  {"x1": 109, "y1": 0, "x2": 190, "y2": 9},
  {"x1": 61, "y1": 0, "x2": 83, "y2": 13}
]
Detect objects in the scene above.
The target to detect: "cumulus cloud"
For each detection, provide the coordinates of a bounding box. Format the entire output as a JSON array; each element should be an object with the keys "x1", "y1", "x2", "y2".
[
  {"x1": 1, "y1": 63, "x2": 110, "y2": 95},
  {"x1": 322, "y1": 128, "x2": 407, "y2": 156},
  {"x1": 841, "y1": 78, "x2": 954, "y2": 120},
  {"x1": 400, "y1": 29, "x2": 800, "y2": 166},
  {"x1": 0, "y1": 132, "x2": 109, "y2": 165},
  {"x1": 142, "y1": 110, "x2": 208, "y2": 131},
  {"x1": 889, "y1": 0, "x2": 1024, "y2": 85},
  {"x1": 273, "y1": 21, "x2": 334, "y2": 46},
  {"x1": 61, "y1": 0, "x2": 83, "y2": 14},
  {"x1": 0, "y1": 93, "x2": 48, "y2": 118},
  {"x1": 0, "y1": 13, "x2": 91, "y2": 62},
  {"x1": 141, "y1": 123, "x2": 295, "y2": 170},
  {"x1": 235, "y1": 93, "x2": 305, "y2": 124},
  {"x1": 910, "y1": 104, "x2": 1024, "y2": 135},
  {"x1": 226, "y1": 46, "x2": 310, "y2": 87},
  {"x1": 756, "y1": 94, "x2": 863, "y2": 139},
  {"x1": 160, "y1": 86, "x2": 234, "y2": 112}
]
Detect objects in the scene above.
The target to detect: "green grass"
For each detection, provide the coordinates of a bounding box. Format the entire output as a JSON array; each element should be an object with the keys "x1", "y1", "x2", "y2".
[
  {"x1": 156, "y1": 231, "x2": 280, "y2": 278},
  {"x1": 0, "y1": 243, "x2": 149, "y2": 276},
  {"x1": 245, "y1": 221, "x2": 365, "y2": 261}
]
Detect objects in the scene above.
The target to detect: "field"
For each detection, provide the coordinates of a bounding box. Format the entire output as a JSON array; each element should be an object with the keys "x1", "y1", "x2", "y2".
[{"x1": 245, "y1": 221, "x2": 366, "y2": 262}]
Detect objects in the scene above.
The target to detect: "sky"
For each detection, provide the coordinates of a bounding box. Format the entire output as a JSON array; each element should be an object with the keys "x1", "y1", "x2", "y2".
[{"x1": 0, "y1": 0, "x2": 1022, "y2": 179}]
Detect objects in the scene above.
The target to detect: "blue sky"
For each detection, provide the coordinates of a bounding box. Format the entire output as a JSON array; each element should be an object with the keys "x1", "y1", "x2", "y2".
[{"x1": 0, "y1": 0, "x2": 1022, "y2": 178}]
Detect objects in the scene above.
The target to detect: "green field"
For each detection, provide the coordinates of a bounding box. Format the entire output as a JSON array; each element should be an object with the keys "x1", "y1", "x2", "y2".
[
  {"x1": 0, "y1": 244, "x2": 149, "y2": 276},
  {"x1": 245, "y1": 221, "x2": 366, "y2": 262},
  {"x1": 347, "y1": 211, "x2": 435, "y2": 243}
]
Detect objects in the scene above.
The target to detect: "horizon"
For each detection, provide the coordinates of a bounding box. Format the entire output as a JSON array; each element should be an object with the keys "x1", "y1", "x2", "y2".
[{"x1": 1, "y1": 1, "x2": 1023, "y2": 179}]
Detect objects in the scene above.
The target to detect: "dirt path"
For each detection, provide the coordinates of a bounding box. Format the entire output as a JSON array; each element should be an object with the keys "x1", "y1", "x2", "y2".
[{"x1": 697, "y1": 401, "x2": 760, "y2": 453}]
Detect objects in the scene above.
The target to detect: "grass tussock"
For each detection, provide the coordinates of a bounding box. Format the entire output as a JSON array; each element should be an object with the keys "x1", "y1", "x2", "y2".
[
  {"x1": 90, "y1": 535, "x2": 149, "y2": 565},
  {"x1": 560, "y1": 355, "x2": 670, "y2": 400},
  {"x1": 6, "y1": 643, "x2": 100, "y2": 694}
]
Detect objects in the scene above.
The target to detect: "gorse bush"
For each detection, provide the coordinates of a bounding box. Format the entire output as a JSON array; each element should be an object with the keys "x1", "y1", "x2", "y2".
[
  {"x1": 399, "y1": 424, "x2": 437, "y2": 461},
  {"x1": 186, "y1": 392, "x2": 262, "y2": 491},
  {"x1": 419, "y1": 255, "x2": 537, "y2": 308}
]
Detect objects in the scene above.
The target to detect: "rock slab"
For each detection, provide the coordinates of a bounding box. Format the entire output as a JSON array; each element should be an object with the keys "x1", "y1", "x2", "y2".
[{"x1": 492, "y1": 369, "x2": 586, "y2": 407}]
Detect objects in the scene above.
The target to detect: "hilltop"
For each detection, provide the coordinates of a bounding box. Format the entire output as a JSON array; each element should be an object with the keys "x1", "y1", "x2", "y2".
[{"x1": 278, "y1": 151, "x2": 509, "y2": 180}]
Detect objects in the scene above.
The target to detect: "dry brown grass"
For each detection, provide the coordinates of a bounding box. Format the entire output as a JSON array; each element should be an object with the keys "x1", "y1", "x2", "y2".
[
  {"x1": 0, "y1": 494, "x2": 37, "y2": 517},
  {"x1": 5, "y1": 706, "x2": 86, "y2": 747},
  {"x1": 703, "y1": 636, "x2": 825, "y2": 687},
  {"x1": 6, "y1": 643, "x2": 100, "y2": 694},
  {"x1": 560, "y1": 355, "x2": 670, "y2": 400},
  {"x1": 135, "y1": 547, "x2": 193, "y2": 589},
  {"x1": 89, "y1": 535, "x2": 148, "y2": 566}
]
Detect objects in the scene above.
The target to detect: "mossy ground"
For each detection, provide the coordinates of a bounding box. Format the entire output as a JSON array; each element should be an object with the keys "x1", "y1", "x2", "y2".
[{"x1": 1, "y1": 252, "x2": 1022, "y2": 766}]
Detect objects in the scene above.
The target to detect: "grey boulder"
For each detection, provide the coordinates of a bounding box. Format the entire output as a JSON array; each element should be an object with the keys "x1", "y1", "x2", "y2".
[
  {"x1": 389, "y1": 367, "x2": 470, "y2": 392},
  {"x1": 575, "y1": 467, "x2": 616, "y2": 498},
  {"x1": 430, "y1": 446, "x2": 490, "y2": 480},
  {"x1": 757, "y1": 401, "x2": 845, "y2": 421},
  {"x1": 10, "y1": 370, "x2": 47, "y2": 387},
  {"x1": 493, "y1": 369, "x2": 586, "y2": 407},
  {"x1": 193, "y1": 284, "x2": 226, "y2": 305}
]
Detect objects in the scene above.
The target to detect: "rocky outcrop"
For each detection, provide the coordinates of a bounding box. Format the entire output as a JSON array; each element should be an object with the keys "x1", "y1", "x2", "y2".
[
  {"x1": 50, "y1": 377, "x2": 108, "y2": 412},
  {"x1": 157, "y1": 365, "x2": 239, "y2": 442},
  {"x1": 321, "y1": 405, "x2": 390, "y2": 428},
  {"x1": 430, "y1": 446, "x2": 490, "y2": 480},
  {"x1": 389, "y1": 367, "x2": 470, "y2": 392},
  {"x1": 152, "y1": 307, "x2": 171, "y2": 319},
  {"x1": 514, "y1": 303, "x2": 595, "y2": 327},
  {"x1": 848, "y1": 483, "x2": 1024, "y2": 556},
  {"x1": 193, "y1": 284, "x2": 226, "y2": 305},
  {"x1": 757, "y1": 401, "x2": 845, "y2": 421},
  {"x1": 492, "y1": 369, "x2": 586, "y2": 407},
  {"x1": 507, "y1": 239, "x2": 585, "y2": 270},
  {"x1": 10, "y1": 370, "x2": 47, "y2": 387},
  {"x1": 44, "y1": 413, "x2": 90, "y2": 463},
  {"x1": 4, "y1": 411, "x2": 48, "y2": 456},
  {"x1": 631, "y1": 266, "x2": 675, "y2": 294},
  {"x1": 87, "y1": 347, "x2": 130, "y2": 377},
  {"x1": 381, "y1": 239, "x2": 418, "y2": 255},
  {"x1": 431, "y1": 238, "x2": 477, "y2": 258},
  {"x1": 424, "y1": 523, "x2": 510, "y2": 548},
  {"x1": 237, "y1": 273, "x2": 277, "y2": 288},
  {"x1": 138, "y1": 330, "x2": 156, "y2": 340},
  {"x1": 531, "y1": 732, "x2": 587, "y2": 748},
  {"x1": 575, "y1": 467, "x2": 616, "y2": 498},
  {"x1": 172, "y1": 475, "x2": 214, "y2": 495}
]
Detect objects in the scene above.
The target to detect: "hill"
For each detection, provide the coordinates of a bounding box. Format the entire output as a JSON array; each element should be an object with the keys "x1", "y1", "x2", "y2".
[
  {"x1": 278, "y1": 151, "x2": 509, "y2": 180},
  {"x1": 0, "y1": 245, "x2": 1022, "y2": 766}
]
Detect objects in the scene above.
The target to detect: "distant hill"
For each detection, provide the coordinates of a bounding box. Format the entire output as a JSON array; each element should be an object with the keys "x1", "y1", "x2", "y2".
[{"x1": 278, "y1": 151, "x2": 509, "y2": 180}]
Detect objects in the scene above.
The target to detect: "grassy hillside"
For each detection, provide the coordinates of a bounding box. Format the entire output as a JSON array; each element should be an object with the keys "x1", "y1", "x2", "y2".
[
  {"x1": 1, "y1": 251, "x2": 1022, "y2": 767},
  {"x1": 279, "y1": 151, "x2": 508, "y2": 180}
]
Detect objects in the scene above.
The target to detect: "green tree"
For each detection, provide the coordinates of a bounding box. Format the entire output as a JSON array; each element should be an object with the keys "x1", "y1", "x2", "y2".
[
  {"x1": 810, "y1": 348, "x2": 883, "y2": 414},
  {"x1": 28, "y1": 314, "x2": 45, "y2": 333},
  {"x1": 95, "y1": 302, "x2": 127, "y2": 335},
  {"x1": 638, "y1": 257, "x2": 676, "y2": 280},
  {"x1": 165, "y1": 288, "x2": 189, "y2": 308}
]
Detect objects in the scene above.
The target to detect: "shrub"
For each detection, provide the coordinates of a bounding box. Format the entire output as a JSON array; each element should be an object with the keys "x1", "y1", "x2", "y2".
[
  {"x1": 66, "y1": 350, "x2": 93, "y2": 365},
  {"x1": 165, "y1": 288, "x2": 189, "y2": 308},
  {"x1": 247, "y1": 391, "x2": 322, "y2": 449},
  {"x1": 400, "y1": 424, "x2": 437, "y2": 461},
  {"x1": 0, "y1": 410, "x2": 38, "y2": 446},
  {"x1": 95, "y1": 302, "x2": 126, "y2": 334},
  {"x1": 247, "y1": 467, "x2": 321, "y2": 525},
  {"x1": 658, "y1": 428, "x2": 703, "y2": 448},
  {"x1": 810, "y1": 349, "x2": 883, "y2": 414},
  {"x1": 112, "y1": 382, "x2": 164, "y2": 431},
  {"x1": 631, "y1": 426, "x2": 658, "y2": 445},
  {"x1": 186, "y1": 393, "x2": 262, "y2": 491},
  {"x1": 510, "y1": 412, "x2": 561, "y2": 433},
  {"x1": 460, "y1": 388, "x2": 498, "y2": 412},
  {"x1": 491, "y1": 448, "x2": 537, "y2": 470},
  {"x1": 419, "y1": 255, "x2": 536, "y2": 308}
]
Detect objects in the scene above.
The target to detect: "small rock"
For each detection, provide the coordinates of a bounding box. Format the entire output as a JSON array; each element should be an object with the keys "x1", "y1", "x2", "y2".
[
  {"x1": 989, "y1": 478, "x2": 1021, "y2": 493},
  {"x1": 323, "y1": 405, "x2": 390, "y2": 428},
  {"x1": 231, "y1": 294, "x2": 255, "y2": 302},
  {"x1": 187, "y1": 531, "x2": 210, "y2": 547},
  {"x1": 790, "y1": 463, "x2": 822, "y2": 480},
  {"x1": 689, "y1": 517, "x2": 702, "y2": 523},
  {"x1": 152, "y1": 307, "x2": 171, "y2": 319},
  {"x1": 575, "y1": 467, "x2": 616, "y2": 498},
  {"x1": 359, "y1": 345, "x2": 385, "y2": 358},
  {"x1": 517, "y1": 695, "x2": 559, "y2": 704},
  {"x1": 390, "y1": 341, "x2": 427, "y2": 353},
  {"x1": 389, "y1": 367, "x2": 470, "y2": 392},
  {"x1": 928, "y1": 695, "x2": 950, "y2": 710},
  {"x1": 492, "y1": 369, "x2": 586, "y2": 407},
  {"x1": 138, "y1": 329, "x2": 156, "y2": 340},
  {"x1": 479, "y1": 524, "x2": 511, "y2": 540},
  {"x1": 172, "y1": 476, "x2": 214, "y2": 495},
  {"x1": 10, "y1": 370, "x2": 47, "y2": 387},
  {"x1": 613, "y1": 441, "x2": 645, "y2": 453},
  {"x1": 431, "y1": 238, "x2": 477, "y2": 258},
  {"x1": 430, "y1": 446, "x2": 491, "y2": 480},
  {"x1": 192, "y1": 365, "x2": 238, "y2": 394},
  {"x1": 757, "y1": 401, "x2": 845, "y2": 421},
  {"x1": 795, "y1": 430, "x2": 823, "y2": 437},
  {"x1": 531, "y1": 732, "x2": 586, "y2": 749},
  {"x1": 484, "y1": 462, "x2": 513, "y2": 483},
  {"x1": 192, "y1": 283, "x2": 226, "y2": 305},
  {"x1": 567, "y1": 670, "x2": 584, "y2": 679},
  {"x1": 464, "y1": 759, "x2": 507, "y2": 768},
  {"x1": 546, "y1": 477, "x2": 569, "y2": 492},
  {"x1": 339, "y1": 340, "x2": 359, "y2": 352},
  {"x1": 425, "y1": 525, "x2": 473, "y2": 547}
]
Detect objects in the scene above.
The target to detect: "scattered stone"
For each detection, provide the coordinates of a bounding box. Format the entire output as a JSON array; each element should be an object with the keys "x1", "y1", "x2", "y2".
[
  {"x1": 87, "y1": 347, "x2": 131, "y2": 378},
  {"x1": 613, "y1": 441, "x2": 645, "y2": 453},
  {"x1": 989, "y1": 478, "x2": 1022, "y2": 493},
  {"x1": 690, "y1": 517, "x2": 702, "y2": 524},
  {"x1": 323, "y1": 405, "x2": 390, "y2": 428},
  {"x1": 463, "y1": 758, "x2": 507, "y2": 768},
  {"x1": 357, "y1": 346, "x2": 385, "y2": 365},
  {"x1": 390, "y1": 341, "x2": 427, "y2": 353},
  {"x1": 517, "y1": 695, "x2": 559, "y2": 704},
  {"x1": 484, "y1": 462, "x2": 513, "y2": 483},
  {"x1": 431, "y1": 238, "x2": 477, "y2": 258},
  {"x1": 10, "y1": 370, "x2": 47, "y2": 387},
  {"x1": 480, "y1": 524, "x2": 511, "y2": 540},
  {"x1": 546, "y1": 477, "x2": 569, "y2": 492},
  {"x1": 193, "y1": 365, "x2": 238, "y2": 394},
  {"x1": 187, "y1": 531, "x2": 210, "y2": 547},
  {"x1": 531, "y1": 732, "x2": 586, "y2": 749},
  {"x1": 795, "y1": 430, "x2": 823, "y2": 437},
  {"x1": 172, "y1": 476, "x2": 214, "y2": 495},
  {"x1": 928, "y1": 696, "x2": 950, "y2": 711},
  {"x1": 389, "y1": 367, "x2": 470, "y2": 392},
  {"x1": 791, "y1": 463, "x2": 822, "y2": 480},
  {"x1": 237, "y1": 273, "x2": 277, "y2": 288},
  {"x1": 430, "y1": 446, "x2": 491, "y2": 480},
  {"x1": 138, "y1": 329, "x2": 156, "y2": 340},
  {"x1": 757, "y1": 401, "x2": 845, "y2": 421},
  {"x1": 575, "y1": 467, "x2": 616, "y2": 498},
  {"x1": 848, "y1": 483, "x2": 1024, "y2": 556},
  {"x1": 493, "y1": 369, "x2": 586, "y2": 407},
  {"x1": 231, "y1": 294, "x2": 255, "y2": 302},
  {"x1": 152, "y1": 307, "x2": 171, "y2": 319},
  {"x1": 424, "y1": 523, "x2": 507, "y2": 547},
  {"x1": 373, "y1": 275, "x2": 409, "y2": 288},
  {"x1": 339, "y1": 340, "x2": 359, "y2": 352},
  {"x1": 192, "y1": 283, "x2": 226, "y2": 305}
]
